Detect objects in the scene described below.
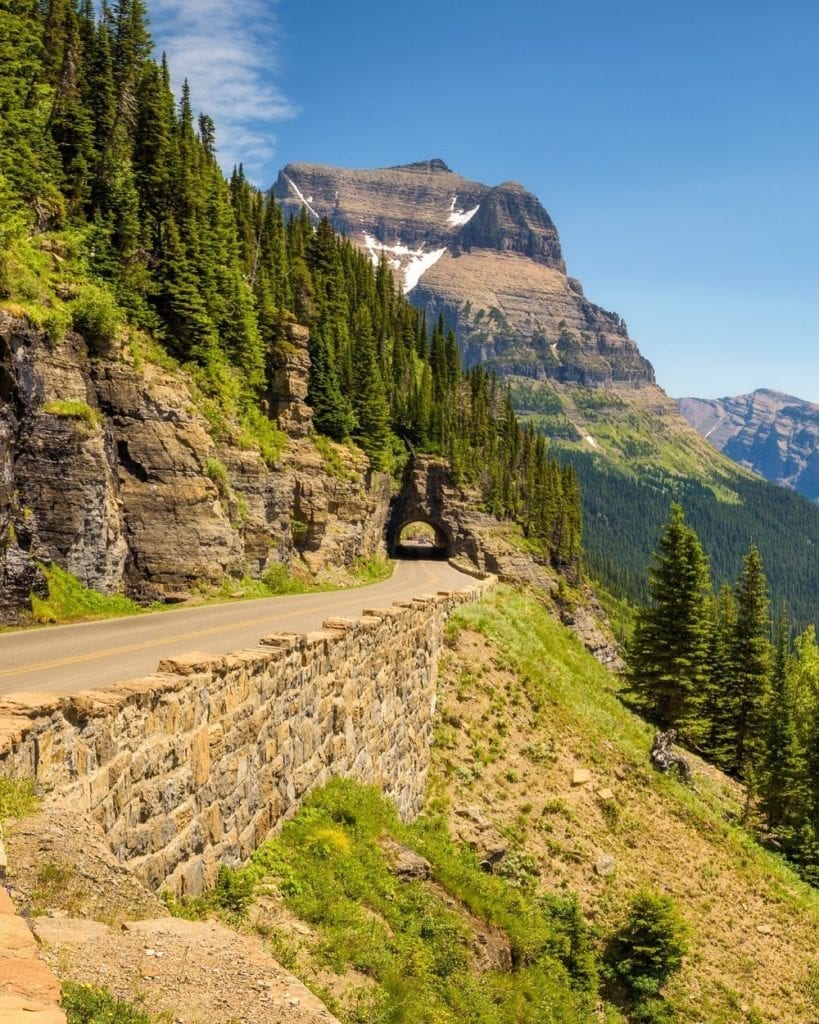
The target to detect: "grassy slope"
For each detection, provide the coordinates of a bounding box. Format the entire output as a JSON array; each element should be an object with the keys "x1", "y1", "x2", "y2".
[
  {"x1": 513, "y1": 378, "x2": 743, "y2": 485},
  {"x1": 167, "y1": 586, "x2": 819, "y2": 1023},
  {"x1": 435, "y1": 588, "x2": 819, "y2": 1023}
]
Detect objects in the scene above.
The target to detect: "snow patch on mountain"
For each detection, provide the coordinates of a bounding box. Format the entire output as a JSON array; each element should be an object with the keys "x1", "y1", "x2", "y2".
[
  {"x1": 447, "y1": 196, "x2": 480, "y2": 227},
  {"x1": 284, "y1": 175, "x2": 320, "y2": 221},
  {"x1": 362, "y1": 233, "x2": 447, "y2": 293}
]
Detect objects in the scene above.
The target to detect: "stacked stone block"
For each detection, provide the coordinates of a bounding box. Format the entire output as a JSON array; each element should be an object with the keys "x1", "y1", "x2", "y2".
[{"x1": 0, "y1": 579, "x2": 494, "y2": 895}]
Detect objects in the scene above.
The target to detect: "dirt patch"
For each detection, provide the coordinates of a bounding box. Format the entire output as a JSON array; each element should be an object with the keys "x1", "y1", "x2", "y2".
[
  {"x1": 6, "y1": 807, "x2": 340, "y2": 1023},
  {"x1": 35, "y1": 916, "x2": 341, "y2": 1024},
  {"x1": 5, "y1": 808, "x2": 166, "y2": 923}
]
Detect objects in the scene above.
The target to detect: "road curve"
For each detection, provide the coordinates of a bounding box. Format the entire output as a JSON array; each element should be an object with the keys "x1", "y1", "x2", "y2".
[{"x1": 0, "y1": 559, "x2": 476, "y2": 698}]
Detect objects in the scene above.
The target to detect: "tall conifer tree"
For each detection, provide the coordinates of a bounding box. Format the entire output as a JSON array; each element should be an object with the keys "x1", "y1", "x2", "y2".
[
  {"x1": 628, "y1": 504, "x2": 713, "y2": 743},
  {"x1": 729, "y1": 545, "x2": 772, "y2": 776}
]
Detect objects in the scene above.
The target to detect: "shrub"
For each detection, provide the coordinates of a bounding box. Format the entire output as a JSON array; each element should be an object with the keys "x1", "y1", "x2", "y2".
[
  {"x1": 606, "y1": 890, "x2": 689, "y2": 997},
  {"x1": 42, "y1": 305, "x2": 71, "y2": 343},
  {"x1": 29, "y1": 563, "x2": 140, "y2": 624},
  {"x1": 261, "y1": 563, "x2": 309, "y2": 595},
  {"x1": 62, "y1": 982, "x2": 152, "y2": 1024},
  {"x1": 204, "y1": 456, "x2": 230, "y2": 497},
  {"x1": 0, "y1": 777, "x2": 40, "y2": 820},
  {"x1": 70, "y1": 283, "x2": 122, "y2": 352},
  {"x1": 214, "y1": 863, "x2": 255, "y2": 914}
]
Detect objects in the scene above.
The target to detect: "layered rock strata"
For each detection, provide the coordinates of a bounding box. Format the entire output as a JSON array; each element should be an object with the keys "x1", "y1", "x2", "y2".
[
  {"x1": 272, "y1": 159, "x2": 653, "y2": 387},
  {"x1": 0, "y1": 313, "x2": 389, "y2": 620},
  {"x1": 679, "y1": 389, "x2": 819, "y2": 502}
]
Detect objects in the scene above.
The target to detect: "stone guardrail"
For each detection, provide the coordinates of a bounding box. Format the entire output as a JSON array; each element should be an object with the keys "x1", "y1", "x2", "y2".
[{"x1": 0, "y1": 576, "x2": 495, "y2": 896}]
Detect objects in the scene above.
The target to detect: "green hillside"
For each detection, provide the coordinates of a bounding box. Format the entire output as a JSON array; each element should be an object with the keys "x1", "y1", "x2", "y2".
[
  {"x1": 156, "y1": 588, "x2": 819, "y2": 1024},
  {"x1": 509, "y1": 378, "x2": 819, "y2": 630}
]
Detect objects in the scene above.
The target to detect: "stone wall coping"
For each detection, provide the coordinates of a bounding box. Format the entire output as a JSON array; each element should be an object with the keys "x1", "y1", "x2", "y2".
[
  {"x1": 258, "y1": 633, "x2": 301, "y2": 649},
  {"x1": 0, "y1": 574, "x2": 497, "y2": 894},
  {"x1": 362, "y1": 607, "x2": 405, "y2": 619},
  {"x1": 0, "y1": 578, "x2": 495, "y2": 748},
  {"x1": 0, "y1": 695, "x2": 62, "y2": 716},
  {"x1": 321, "y1": 617, "x2": 358, "y2": 630},
  {"x1": 157, "y1": 652, "x2": 221, "y2": 676}
]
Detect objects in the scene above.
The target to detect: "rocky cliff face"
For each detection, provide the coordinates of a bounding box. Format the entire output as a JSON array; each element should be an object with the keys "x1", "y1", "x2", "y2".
[
  {"x1": 679, "y1": 390, "x2": 819, "y2": 502},
  {"x1": 0, "y1": 312, "x2": 389, "y2": 622},
  {"x1": 272, "y1": 159, "x2": 653, "y2": 387}
]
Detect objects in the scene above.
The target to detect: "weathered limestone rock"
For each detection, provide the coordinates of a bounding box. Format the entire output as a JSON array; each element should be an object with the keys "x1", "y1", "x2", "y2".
[
  {"x1": 594, "y1": 854, "x2": 616, "y2": 877},
  {"x1": 269, "y1": 323, "x2": 313, "y2": 437},
  {"x1": 0, "y1": 312, "x2": 391, "y2": 619},
  {"x1": 452, "y1": 804, "x2": 508, "y2": 872},
  {"x1": 384, "y1": 839, "x2": 432, "y2": 882},
  {"x1": 0, "y1": 856, "x2": 67, "y2": 1023},
  {"x1": 1, "y1": 324, "x2": 127, "y2": 596}
]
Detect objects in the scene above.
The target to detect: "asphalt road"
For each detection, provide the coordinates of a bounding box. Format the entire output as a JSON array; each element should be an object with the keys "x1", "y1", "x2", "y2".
[{"x1": 0, "y1": 559, "x2": 474, "y2": 697}]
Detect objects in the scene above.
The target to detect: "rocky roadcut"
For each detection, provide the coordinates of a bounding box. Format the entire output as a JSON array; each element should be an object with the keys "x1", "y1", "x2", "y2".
[{"x1": 0, "y1": 314, "x2": 388, "y2": 623}]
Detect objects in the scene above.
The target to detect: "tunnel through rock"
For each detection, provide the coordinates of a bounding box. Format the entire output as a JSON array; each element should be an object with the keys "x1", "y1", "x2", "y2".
[{"x1": 392, "y1": 519, "x2": 450, "y2": 559}]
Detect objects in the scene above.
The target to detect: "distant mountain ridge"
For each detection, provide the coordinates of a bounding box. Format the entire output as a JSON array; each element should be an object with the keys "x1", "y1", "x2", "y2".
[
  {"x1": 271, "y1": 159, "x2": 653, "y2": 387},
  {"x1": 679, "y1": 390, "x2": 819, "y2": 502}
]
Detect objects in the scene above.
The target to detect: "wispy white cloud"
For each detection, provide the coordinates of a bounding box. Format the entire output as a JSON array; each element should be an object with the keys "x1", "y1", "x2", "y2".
[{"x1": 147, "y1": 0, "x2": 297, "y2": 182}]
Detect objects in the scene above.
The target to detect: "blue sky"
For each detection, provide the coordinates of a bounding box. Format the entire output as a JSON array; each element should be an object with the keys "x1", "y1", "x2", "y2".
[{"x1": 150, "y1": 0, "x2": 819, "y2": 402}]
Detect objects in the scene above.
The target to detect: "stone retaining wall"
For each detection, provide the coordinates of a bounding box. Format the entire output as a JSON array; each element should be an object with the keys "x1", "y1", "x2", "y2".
[{"x1": 0, "y1": 578, "x2": 494, "y2": 894}]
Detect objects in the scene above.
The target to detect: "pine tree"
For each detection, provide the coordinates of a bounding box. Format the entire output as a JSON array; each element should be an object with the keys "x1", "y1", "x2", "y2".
[
  {"x1": 307, "y1": 324, "x2": 354, "y2": 441},
  {"x1": 729, "y1": 545, "x2": 772, "y2": 776},
  {"x1": 0, "y1": 0, "x2": 65, "y2": 224},
  {"x1": 701, "y1": 584, "x2": 738, "y2": 766},
  {"x1": 350, "y1": 306, "x2": 391, "y2": 470},
  {"x1": 155, "y1": 215, "x2": 216, "y2": 363},
  {"x1": 759, "y1": 614, "x2": 813, "y2": 857},
  {"x1": 627, "y1": 504, "x2": 713, "y2": 743}
]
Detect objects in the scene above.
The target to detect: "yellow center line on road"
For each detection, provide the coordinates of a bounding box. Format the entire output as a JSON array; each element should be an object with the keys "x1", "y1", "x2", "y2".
[{"x1": 0, "y1": 561, "x2": 446, "y2": 681}]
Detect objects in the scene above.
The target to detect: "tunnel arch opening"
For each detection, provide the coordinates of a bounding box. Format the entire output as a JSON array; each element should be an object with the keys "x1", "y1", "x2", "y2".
[{"x1": 392, "y1": 519, "x2": 451, "y2": 560}]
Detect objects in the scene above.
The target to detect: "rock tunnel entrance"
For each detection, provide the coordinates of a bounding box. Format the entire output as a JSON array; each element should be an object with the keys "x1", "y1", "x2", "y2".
[
  {"x1": 388, "y1": 456, "x2": 461, "y2": 561},
  {"x1": 392, "y1": 519, "x2": 450, "y2": 560}
]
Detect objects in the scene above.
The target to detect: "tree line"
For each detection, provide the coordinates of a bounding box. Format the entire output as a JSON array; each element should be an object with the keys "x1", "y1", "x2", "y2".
[
  {"x1": 628, "y1": 503, "x2": 819, "y2": 882},
  {"x1": 0, "y1": 0, "x2": 581, "y2": 571}
]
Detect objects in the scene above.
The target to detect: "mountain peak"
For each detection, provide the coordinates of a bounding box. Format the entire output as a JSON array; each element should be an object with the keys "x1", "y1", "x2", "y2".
[
  {"x1": 679, "y1": 391, "x2": 819, "y2": 501},
  {"x1": 271, "y1": 158, "x2": 654, "y2": 387},
  {"x1": 390, "y1": 158, "x2": 453, "y2": 173}
]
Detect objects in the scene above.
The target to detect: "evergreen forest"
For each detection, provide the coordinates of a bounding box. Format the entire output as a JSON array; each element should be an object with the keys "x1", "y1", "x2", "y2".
[
  {"x1": 0, "y1": 0, "x2": 581, "y2": 571},
  {"x1": 628, "y1": 503, "x2": 819, "y2": 883},
  {"x1": 565, "y1": 452, "x2": 819, "y2": 631}
]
